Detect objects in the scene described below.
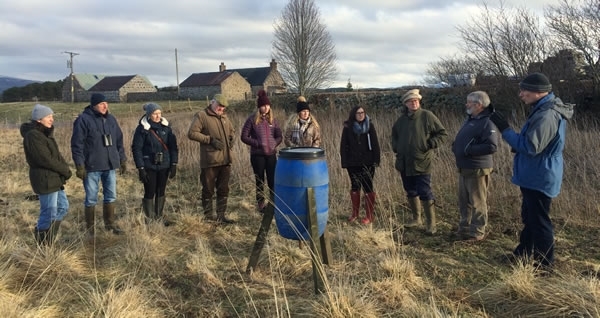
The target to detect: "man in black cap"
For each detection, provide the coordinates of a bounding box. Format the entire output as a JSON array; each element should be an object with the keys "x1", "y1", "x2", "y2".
[
  {"x1": 71, "y1": 93, "x2": 127, "y2": 238},
  {"x1": 490, "y1": 73, "x2": 574, "y2": 269}
]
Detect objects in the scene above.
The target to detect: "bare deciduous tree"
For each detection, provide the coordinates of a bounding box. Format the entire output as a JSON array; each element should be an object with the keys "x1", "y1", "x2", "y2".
[
  {"x1": 546, "y1": 0, "x2": 600, "y2": 93},
  {"x1": 456, "y1": 1, "x2": 547, "y2": 78},
  {"x1": 424, "y1": 54, "x2": 481, "y2": 84},
  {"x1": 272, "y1": 0, "x2": 337, "y2": 96}
]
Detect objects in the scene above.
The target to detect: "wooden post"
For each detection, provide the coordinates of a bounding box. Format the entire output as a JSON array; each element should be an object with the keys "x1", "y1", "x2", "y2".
[
  {"x1": 306, "y1": 187, "x2": 326, "y2": 294},
  {"x1": 246, "y1": 201, "x2": 274, "y2": 274}
]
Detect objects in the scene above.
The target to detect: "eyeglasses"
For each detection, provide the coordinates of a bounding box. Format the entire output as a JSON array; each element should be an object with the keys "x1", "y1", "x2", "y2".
[{"x1": 356, "y1": 111, "x2": 365, "y2": 115}]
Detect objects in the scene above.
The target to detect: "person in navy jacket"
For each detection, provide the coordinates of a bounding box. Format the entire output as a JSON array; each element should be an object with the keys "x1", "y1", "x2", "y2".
[
  {"x1": 71, "y1": 93, "x2": 127, "y2": 237},
  {"x1": 132, "y1": 103, "x2": 178, "y2": 225}
]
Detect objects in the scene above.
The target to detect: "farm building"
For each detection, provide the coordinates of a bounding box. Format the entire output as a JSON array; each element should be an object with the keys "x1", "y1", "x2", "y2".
[
  {"x1": 179, "y1": 59, "x2": 287, "y2": 101},
  {"x1": 87, "y1": 75, "x2": 156, "y2": 103},
  {"x1": 179, "y1": 71, "x2": 251, "y2": 102},
  {"x1": 61, "y1": 73, "x2": 105, "y2": 103}
]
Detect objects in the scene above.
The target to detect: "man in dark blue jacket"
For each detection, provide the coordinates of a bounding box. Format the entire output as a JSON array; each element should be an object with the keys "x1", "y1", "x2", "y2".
[
  {"x1": 71, "y1": 93, "x2": 127, "y2": 237},
  {"x1": 452, "y1": 91, "x2": 499, "y2": 242},
  {"x1": 490, "y1": 73, "x2": 574, "y2": 269}
]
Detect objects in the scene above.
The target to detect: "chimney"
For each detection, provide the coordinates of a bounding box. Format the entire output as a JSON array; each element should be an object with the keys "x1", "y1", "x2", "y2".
[
  {"x1": 270, "y1": 58, "x2": 277, "y2": 70},
  {"x1": 219, "y1": 62, "x2": 226, "y2": 72}
]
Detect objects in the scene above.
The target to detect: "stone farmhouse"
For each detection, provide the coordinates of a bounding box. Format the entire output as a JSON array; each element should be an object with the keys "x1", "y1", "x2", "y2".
[
  {"x1": 62, "y1": 73, "x2": 106, "y2": 103},
  {"x1": 179, "y1": 71, "x2": 251, "y2": 102},
  {"x1": 179, "y1": 59, "x2": 287, "y2": 101},
  {"x1": 62, "y1": 74, "x2": 156, "y2": 103},
  {"x1": 88, "y1": 75, "x2": 156, "y2": 103}
]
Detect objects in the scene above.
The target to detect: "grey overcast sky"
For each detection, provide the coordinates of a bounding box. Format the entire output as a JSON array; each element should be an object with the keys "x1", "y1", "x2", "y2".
[{"x1": 0, "y1": 0, "x2": 559, "y2": 89}]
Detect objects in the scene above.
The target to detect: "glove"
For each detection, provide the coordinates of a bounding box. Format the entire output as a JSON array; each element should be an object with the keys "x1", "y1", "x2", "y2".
[
  {"x1": 210, "y1": 137, "x2": 224, "y2": 150},
  {"x1": 138, "y1": 168, "x2": 149, "y2": 183},
  {"x1": 228, "y1": 135, "x2": 234, "y2": 149},
  {"x1": 119, "y1": 161, "x2": 127, "y2": 175},
  {"x1": 76, "y1": 166, "x2": 87, "y2": 180},
  {"x1": 169, "y1": 165, "x2": 177, "y2": 179},
  {"x1": 490, "y1": 111, "x2": 509, "y2": 132},
  {"x1": 64, "y1": 169, "x2": 72, "y2": 180}
]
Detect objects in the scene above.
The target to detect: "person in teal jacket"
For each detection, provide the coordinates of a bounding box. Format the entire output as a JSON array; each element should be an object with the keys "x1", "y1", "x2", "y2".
[{"x1": 490, "y1": 72, "x2": 574, "y2": 269}]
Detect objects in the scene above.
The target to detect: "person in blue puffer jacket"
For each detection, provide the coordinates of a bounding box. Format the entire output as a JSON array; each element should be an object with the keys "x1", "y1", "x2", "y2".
[
  {"x1": 490, "y1": 72, "x2": 574, "y2": 269},
  {"x1": 132, "y1": 103, "x2": 178, "y2": 225}
]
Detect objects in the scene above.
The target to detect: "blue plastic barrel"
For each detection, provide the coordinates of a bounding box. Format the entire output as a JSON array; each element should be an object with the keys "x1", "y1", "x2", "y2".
[{"x1": 274, "y1": 147, "x2": 329, "y2": 241}]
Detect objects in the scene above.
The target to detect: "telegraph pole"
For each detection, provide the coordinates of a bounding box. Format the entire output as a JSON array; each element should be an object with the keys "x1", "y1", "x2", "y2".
[
  {"x1": 175, "y1": 48, "x2": 180, "y2": 97},
  {"x1": 63, "y1": 51, "x2": 79, "y2": 103}
]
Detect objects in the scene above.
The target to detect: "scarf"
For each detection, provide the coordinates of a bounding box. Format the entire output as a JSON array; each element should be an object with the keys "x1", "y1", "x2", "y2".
[
  {"x1": 352, "y1": 115, "x2": 370, "y2": 135},
  {"x1": 291, "y1": 117, "x2": 311, "y2": 145}
]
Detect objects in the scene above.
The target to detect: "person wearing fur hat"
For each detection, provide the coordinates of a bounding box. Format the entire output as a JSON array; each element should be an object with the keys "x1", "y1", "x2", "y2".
[
  {"x1": 284, "y1": 96, "x2": 321, "y2": 148},
  {"x1": 132, "y1": 103, "x2": 179, "y2": 226},
  {"x1": 241, "y1": 89, "x2": 283, "y2": 213},
  {"x1": 392, "y1": 89, "x2": 447, "y2": 235},
  {"x1": 340, "y1": 106, "x2": 381, "y2": 224},
  {"x1": 21, "y1": 104, "x2": 72, "y2": 245},
  {"x1": 489, "y1": 72, "x2": 574, "y2": 269},
  {"x1": 71, "y1": 93, "x2": 127, "y2": 237}
]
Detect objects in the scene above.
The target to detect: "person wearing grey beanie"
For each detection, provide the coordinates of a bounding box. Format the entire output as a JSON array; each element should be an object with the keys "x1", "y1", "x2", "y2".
[
  {"x1": 132, "y1": 102, "x2": 178, "y2": 226},
  {"x1": 20, "y1": 104, "x2": 72, "y2": 246}
]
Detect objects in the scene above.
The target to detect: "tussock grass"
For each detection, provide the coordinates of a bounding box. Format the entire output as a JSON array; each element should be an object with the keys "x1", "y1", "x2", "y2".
[
  {"x1": 477, "y1": 262, "x2": 600, "y2": 317},
  {"x1": 0, "y1": 101, "x2": 598, "y2": 316}
]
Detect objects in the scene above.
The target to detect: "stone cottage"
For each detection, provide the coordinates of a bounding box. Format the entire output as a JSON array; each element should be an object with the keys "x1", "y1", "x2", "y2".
[
  {"x1": 88, "y1": 75, "x2": 156, "y2": 103},
  {"x1": 62, "y1": 73, "x2": 105, "y2": 102},
  {"x1": 220, "y1": 59, "x2": 287, "y2": 96},
  {"x1": 179, "y1": 71, "x2": 251, "y2": 101}
]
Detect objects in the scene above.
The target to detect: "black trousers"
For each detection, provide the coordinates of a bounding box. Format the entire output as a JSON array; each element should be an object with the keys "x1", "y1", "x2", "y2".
[
  {"x1": 514, "y1": 187, "x2": 554, "y2": 266},
  {"x1": 346, "y1": 165, "x2": 375, "y2": 193},
  {"x1": 143, "y1": 168, "x2": 169, "y2": 199},
  {"x1": 250, "y1": 154, "x2": 277, "y2": 204}
]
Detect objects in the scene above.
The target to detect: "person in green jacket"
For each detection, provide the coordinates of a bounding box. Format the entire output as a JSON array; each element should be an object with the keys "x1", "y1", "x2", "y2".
[
  {"x1": 21, "y1": 104, "x2": 72, "y2": 245},
  {"x1": 392, "y1": 89, "x2": 447, "y2": 234}
]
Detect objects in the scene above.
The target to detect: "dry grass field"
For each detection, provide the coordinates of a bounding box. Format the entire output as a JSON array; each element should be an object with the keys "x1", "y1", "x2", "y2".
[{"x1": 0, "y1": 99, "x2": 598, "y2": 317}]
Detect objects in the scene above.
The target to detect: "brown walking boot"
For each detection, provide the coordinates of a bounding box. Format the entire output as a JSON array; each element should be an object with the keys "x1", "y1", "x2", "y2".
[
  {"x1": 404, "y1": 196, "x2": 423, "y2": 228},
  {"x1": 103, "y1": 202, "x2": 124, "y2": 235}
]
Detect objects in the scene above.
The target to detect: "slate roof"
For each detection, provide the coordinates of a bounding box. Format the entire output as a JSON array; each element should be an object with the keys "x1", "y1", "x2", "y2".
[
  {"x1": 87, "y1": 75, "x2": 154, "y2": 91},
  {"x1": 179, "y1": 71, "x2": 234, "y2": 87},
  {"x1": 228, "y1": 67, "x2": 270, "y2": 86}
]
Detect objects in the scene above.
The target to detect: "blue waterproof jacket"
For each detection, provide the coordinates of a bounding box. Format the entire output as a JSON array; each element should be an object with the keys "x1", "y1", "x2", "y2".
[
  {"x1": 71, "y1": 106, "x2": 126, "y2": 172},
  {"x1": 502, "y1": 93, "x2": 574, "y2": 197}
]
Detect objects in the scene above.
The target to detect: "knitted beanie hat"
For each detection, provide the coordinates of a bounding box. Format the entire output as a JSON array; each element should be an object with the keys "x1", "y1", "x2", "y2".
[
  {"x1": 90, "y1": 93, "x2": 106, "y2": 106},
  {"x1": 519, "y1": 73, "x2": 552, "y2": 92},
  {"x1": 143, "y1": 102, "x2": 162, "y2": 117},
  {"x1": 31, "y1": 104, "x2": 54, "y2": 121},
  {"x1": 296, "y1": 96, "x2": 310, "y2": 113},
  {"x1": 256, "y1": 89, "x2": 271, "y2": 107}
]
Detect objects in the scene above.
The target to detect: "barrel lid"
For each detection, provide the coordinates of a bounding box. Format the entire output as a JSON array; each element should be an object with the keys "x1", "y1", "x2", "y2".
[{"x1": 279, "y1": 147, "x2": 325, "y2": 159}]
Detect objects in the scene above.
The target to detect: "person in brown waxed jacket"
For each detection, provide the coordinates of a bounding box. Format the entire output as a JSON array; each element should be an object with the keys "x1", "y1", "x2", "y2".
[{"x1": 187, "y1": 94, "x2": 236, "y2": 224}]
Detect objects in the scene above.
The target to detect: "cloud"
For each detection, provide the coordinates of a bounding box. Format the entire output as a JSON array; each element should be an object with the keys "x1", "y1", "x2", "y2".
[{"x1": 0, "y1": 0, "x2": 561, "y2": 89}]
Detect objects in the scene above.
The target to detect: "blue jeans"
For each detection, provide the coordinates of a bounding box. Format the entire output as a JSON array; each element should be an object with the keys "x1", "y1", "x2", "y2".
[
  {"x1": 84, "y1": 170, "x2": 117, "y2": 207},
  {"x1": 399, "y1": 172, "x2": 434, "y2": 201},
  {"x1": 37, "y1": 189, "x2": 69, "y2": 230}
]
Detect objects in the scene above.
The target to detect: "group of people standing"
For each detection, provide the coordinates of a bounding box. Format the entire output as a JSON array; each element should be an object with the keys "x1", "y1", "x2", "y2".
[{"x1": 21, "y1": 73, "x2": 572, "y2": 271}]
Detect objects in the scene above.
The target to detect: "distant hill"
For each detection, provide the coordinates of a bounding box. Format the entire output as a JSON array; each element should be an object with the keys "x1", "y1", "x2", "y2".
[{"x1": 0, "y1": 76, "x2": 40, "y2": 94}]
